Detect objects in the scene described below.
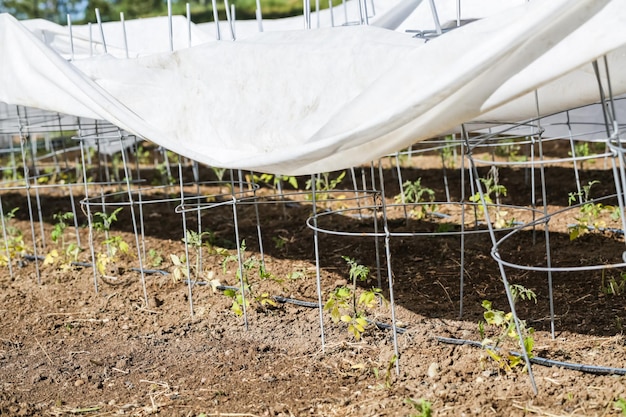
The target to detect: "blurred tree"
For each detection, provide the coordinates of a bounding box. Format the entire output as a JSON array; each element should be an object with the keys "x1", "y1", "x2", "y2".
[
  {"x1": 1, "y1": 0, "x2": 83, "y2": 22},
  {"x1": 82, "y1": 0, "x2": 218, "y2": 22},
  {"x1": 86, "y1": 0, "x2": 164, "y2": 20},
  {"x1": 1, "y1": 0, "x2": 331, "y2": 24},
  {"x1": 82, "y1": 0, "x2": 122, "y2": 22}
]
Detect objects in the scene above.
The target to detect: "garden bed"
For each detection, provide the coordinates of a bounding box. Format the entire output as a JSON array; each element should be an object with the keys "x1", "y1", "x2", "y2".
[{"x1": 1, "y1": 142, "x2": 626, "y2": 416}]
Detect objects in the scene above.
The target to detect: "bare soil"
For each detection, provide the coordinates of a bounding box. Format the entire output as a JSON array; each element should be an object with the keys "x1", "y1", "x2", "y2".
[{"x1": 2, "y1": 141, "x2": 626, "y2": 416}]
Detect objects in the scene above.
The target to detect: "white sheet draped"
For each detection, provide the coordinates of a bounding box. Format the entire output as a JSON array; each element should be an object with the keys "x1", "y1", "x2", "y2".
[{"x1": 1, "y1": 0, "x2": 625, "y2": 175}]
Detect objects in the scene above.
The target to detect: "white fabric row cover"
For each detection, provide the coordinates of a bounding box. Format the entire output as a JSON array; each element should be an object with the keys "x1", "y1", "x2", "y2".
[{"x1": 1, "y1": 0, "x2": 625, "y2": 175}]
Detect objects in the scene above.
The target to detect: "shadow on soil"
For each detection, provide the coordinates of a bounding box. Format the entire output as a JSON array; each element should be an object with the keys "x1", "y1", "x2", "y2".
[{"x1": 3, "y1": 165, "x2": 626, "y2": 338}]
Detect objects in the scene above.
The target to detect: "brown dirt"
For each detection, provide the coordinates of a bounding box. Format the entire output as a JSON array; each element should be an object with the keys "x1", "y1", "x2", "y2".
[{"x1": 2, "y1": 140, "x2": 626, "y2": 416}]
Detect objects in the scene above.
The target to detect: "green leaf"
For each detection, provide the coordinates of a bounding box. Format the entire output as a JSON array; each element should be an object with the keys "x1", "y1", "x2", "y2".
[
  {"x1": 348, "y1": 324, "x2": 361, "y2": 340},
  {"x1": 259, "y1": 293, "x2": 278, "y2": 307},
  {"x1": 96, "y1": 253, "x2": 109, "y2": 275},
  {"x1": 170, "y1": 254, "x2": 182, "y2": 266},
  {"x1": 523, "y1": 336, "x2": 534, "y2": 356},
  {"x1": 492, "y1": 312, "x2": 506, "y2": 326},
  {"x1": 507, "y1": 324, "x2": 517, "y2": 338},
  {"x1": 43, "y1": 249, "x2": 59, "y2": 266},
  {"x1": 340, "y1": 314, "x2": 352, "y2": 323},
  {"x1": 614, "y1": 397, "x2": 626, "y2": 415},
  {"x1": 231, "y1": 300, "x2": 243, "y2": 316},
  {"x1": 483, "y1": 310, "x2": 495, "y2": 324},
  {"x1": 356, "y1": 317, "x2": 368, "y2": 328},
  {"x1": 359, "y1": 291, "x2": 378, "y2": 309},
  {"x1": 486, "y1": 348, "x2": 502, "y2": 364},
  {"x1": 508, "y1": 355, "x2": 523, "y2": 368},
  {"x1": 478, "y1": 321, "x2": 485, "y2": 339},
  {"x1": 118, "y1": 240, "x2": 129, "y2": 254},
  {"x1": 336, "y1": 286, "x2": 351, "y2": 299},
  {"x1": 51, "y1": 227, "x2": 62, "y2": 243}
]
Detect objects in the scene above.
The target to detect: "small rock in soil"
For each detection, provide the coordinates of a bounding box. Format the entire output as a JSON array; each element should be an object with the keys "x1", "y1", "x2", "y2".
[{"x1": 427, "y1": 362, "x2": 439, "y2": 378}]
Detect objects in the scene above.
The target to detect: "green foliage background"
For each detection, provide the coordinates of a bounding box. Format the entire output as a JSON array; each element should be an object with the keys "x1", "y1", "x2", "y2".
[{"x1": 0, "y1": 0, "x2": 341, "y2": 24}]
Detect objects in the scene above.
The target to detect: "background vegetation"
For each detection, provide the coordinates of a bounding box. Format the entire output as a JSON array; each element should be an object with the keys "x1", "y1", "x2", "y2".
[{"x1": 0, "y1": 0, "x2": 338, "y2": 23}]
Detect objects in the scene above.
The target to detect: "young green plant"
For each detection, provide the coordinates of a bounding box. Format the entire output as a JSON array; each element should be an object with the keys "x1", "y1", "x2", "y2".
[
  {"x1": 220, "y1": 240, "x2": 277, "y2": 315},
  {"x1": 246, "y1": 172, "x2": 298, "y2": 192},
  {"x1": 441, "y1": 135, "x2": 457, "y2": 168},
  {"x1": 469, "y1": 169, "x2": 512, "y2": 228},
  {"x1": 305, "y1": 171, "x2": 346, "y2": 205},
  {"x1": 600, "y1": 270, "x2": 626, "y2": 296},
  {"x1": 394, "y1": 177, "x2": 436, "y2": 219},
  {"x1": 324, "y1": 256, "x2": 386, "y2": 340},
  {"x1": 495, "y1": 138, "x2": 525, "y2": 162},
  {"x1": 91, "y1": 207, "x2": 130, "y2": 278},
  {"x1": 44, "y1": 211, "x2": 80, "y2": 270},
  {"x1": 404, "y1": 398, "x2": 433, "y2": 417},
  {"x1": 567, "y1": 180, "x2": 619, "y2": 240},
  {"x1": 372, "y1": 354, "x2": 398, "y2": 389},
  {"x1": 0, "y1": 208, "x2": 28, "y2": 267},
  {"x1": 479, "y1": 284, "x2": 536, "y2": 372},
  {"x1": 148, "y1": 248, "x2": 163, "y2": 267},
  {"x1": 568, "y1": 141, "x2": 594, "y2": 170},
  {"x1": 615, "y1": 397, "x2": 626, "y2": 416}
]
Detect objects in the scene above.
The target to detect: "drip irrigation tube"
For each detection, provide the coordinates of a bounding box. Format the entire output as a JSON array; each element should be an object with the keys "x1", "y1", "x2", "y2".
[
  {"x1": 188, "y1": 280, "x2": 407, "y2": 332},
  {"x1": 436, "y1": 336, "x2": 626, "y2": 376},
  {"x1": 566, "y1": 224, "x2": 625, "y2": 236},
  {"x1": 16, "y1": 255, "x2": 626, "y2": 375}
]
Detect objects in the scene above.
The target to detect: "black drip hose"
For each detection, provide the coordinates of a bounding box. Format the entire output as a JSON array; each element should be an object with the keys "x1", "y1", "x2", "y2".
[
  {"x1": 190, "y1": 281, "x2": 407, "y2": 332},
  {"x1": 436, "y1": 336, "x2": 626, "y2": 376},
  {"x1": 18, "y1": 257, "x2": 626, "y2": 376}
]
